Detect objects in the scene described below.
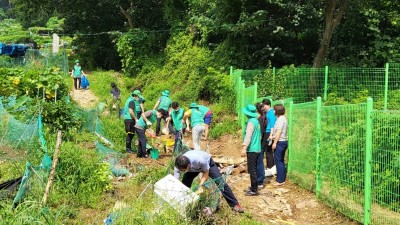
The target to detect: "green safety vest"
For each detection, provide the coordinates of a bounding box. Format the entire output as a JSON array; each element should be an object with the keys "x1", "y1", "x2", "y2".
[
  {"x1": 245, "y1": 118, "x2": 261, "y2": 153},
  {"x1": 190, "y1": 108, "x2": 205, "y2": 127},
  {"x1": 124, "y1": 96, "x2": 136, "y2": 120},
  {"x1": 171, "y1": 108, "x2": 184, "y2": 131},
  {"x1": 73, "y1": 65, "x2": 82, "y2": 77},
  {"x1": 133, "y1": 97, "x2": 142, "y2": 113},
  {"x1": 198, "y1": 105, "x2": 210, "y2": 116},
  {"x1": 136, "y1": 110, "x2": 157, "y2": 129},
  {"x1": 158, "y1": 96, "x2": 172, "y2": 111}
]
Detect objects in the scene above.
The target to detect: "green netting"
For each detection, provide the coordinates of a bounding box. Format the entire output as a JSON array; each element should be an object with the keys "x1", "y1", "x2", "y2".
[
  {"x1": 24, "y1": 50, "x2": 69, "y2": 74},
  {"x1": 287, "y1": 101, "x2": 317, "y2": 190},
  {"x1": 96, "y1": 142, "x2": 131, "y2": 177},
  {"x1": 370, "y1": 110, "x2": 400, "y2": 225},
  {"x1": 318, "y1": 103, "x2": 366, "y2": 222},
  {"x1": 0, "y1": 99, "x2": 39, "y2": 152}
]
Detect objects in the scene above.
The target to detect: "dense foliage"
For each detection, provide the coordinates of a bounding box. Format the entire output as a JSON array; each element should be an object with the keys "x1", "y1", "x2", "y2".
[{"x1": 3, "y1": 0, "x2": 399, "y2": 69}]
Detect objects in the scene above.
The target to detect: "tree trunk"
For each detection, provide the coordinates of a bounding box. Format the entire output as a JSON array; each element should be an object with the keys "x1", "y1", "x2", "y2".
[
  {"x1": 120, "y1": 3, "x2": 135, "y2": 29},
  {"x1": 309, "y1": 0, "x2": 349, "y2": 99}
]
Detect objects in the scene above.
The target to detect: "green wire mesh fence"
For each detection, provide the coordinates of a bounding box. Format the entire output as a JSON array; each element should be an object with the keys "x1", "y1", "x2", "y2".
[
  {"x1": 370, "y1": 110, "x2": 400, "y2": 225},
  {"x1": 231, "y1": 64, "x2": 400, "y2": 224}
]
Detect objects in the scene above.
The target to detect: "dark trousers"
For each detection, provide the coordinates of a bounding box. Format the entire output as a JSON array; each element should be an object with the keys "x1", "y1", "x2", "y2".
[
  {"x1": 274, "y1": 141, "x2": 288, "y2": 183},
  {"x1": 173, "y1": 131, "x2": 182, "y2": 154},
  {"x1": 73, "y1": 77, "x2": 81, "y2": 90},
  {"x1": 125, "y1": 120, "x2": 135, "y2": 151},
  {"x1": 181, "y1": 158, "x2": 239, "y2": 208},
  {"x1": 156, "y1": 112, "x2": 174, "y2": 135},
  {"x1": 265, "y1": 132, "x2": 275, "y2": 169},
  {"x1": 247, "y1": 152, "x2": 260, "y2": 192},
  {"x1": 256, "y1": 147, "x2": 265, "y2": 185},
  {"x1": 136, "y1": 128, "x2": 147, "y2": 157}
]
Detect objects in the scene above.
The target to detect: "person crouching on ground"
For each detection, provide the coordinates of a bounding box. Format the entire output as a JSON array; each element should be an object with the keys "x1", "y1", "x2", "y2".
[
  {"x1": 241, "y1": 104, "x2": 262, "y2": 196},
  {"x1": 174, "y1": 150, "x2": 244, "y2": 213},
  {"x1": 184, "y1": 103, "x2": 206, "y2": 151},
  {"x1": 271, "y1": 104, "x2": 288, "y2": 186},
  {"x1": 134, "y1": 109, "x2": 166, "y2": 158}
]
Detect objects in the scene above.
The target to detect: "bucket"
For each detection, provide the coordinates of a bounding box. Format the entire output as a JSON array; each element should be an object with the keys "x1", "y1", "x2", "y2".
[
  {"x1": 165, "y1": 138, "x2": 174, "y2": 147},
  {"x1": 150, "y1": 149, "x2": 159, "y2": 160}
]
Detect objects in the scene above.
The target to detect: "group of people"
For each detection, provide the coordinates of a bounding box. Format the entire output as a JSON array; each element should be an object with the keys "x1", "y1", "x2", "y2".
[
  {"x1": 112, "y1": 85, "x2": 288, "y2": 214},
  {"x1": 242, "y1": 99, "x2": 288, "y2": 196},
  {"x1": 172, "y1": 99, "x2": 288, "y2": 214},
  {"x1": 117, "y1": 87, "x2": 213, "y2": 158}
]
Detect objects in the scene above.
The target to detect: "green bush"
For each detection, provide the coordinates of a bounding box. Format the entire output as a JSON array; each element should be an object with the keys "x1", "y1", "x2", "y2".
[{"x1": 52, "y1": 141, "x2": 112, "y2": 207}]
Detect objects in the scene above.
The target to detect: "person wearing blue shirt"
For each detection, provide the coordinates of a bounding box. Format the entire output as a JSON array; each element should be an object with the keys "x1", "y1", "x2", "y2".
[{"x1": 262, "y1": 99, "x2": 276, "y2": 169}]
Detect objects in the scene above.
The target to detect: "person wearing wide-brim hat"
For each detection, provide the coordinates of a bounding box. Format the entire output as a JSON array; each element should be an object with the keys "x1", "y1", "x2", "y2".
[
  {"x1": 241, "y1": 104, "x2": 262, "y2": 196},
  {"x1": 184, "y1": 102, "x2": 206, "y2": 151},
  {"x1": 153, "y1": 90, "x2": 173, "y2": 136},
  {"x1": 132, "y1": 90, "x2": 146, "y2": 119},
  {"x1": 70, "y1": 59, "x2": 86, "y2": 90}
]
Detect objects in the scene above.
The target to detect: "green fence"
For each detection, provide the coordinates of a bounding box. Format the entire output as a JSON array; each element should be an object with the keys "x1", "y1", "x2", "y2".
[
  {"x1": 286, "y1": 98, "x2": 400, "y2": 225},
  {"x1": 234, "y1": 64, "x2": 400, "y2": 110},
  {"x1": 231, "y1": 64, "x2": 400, "y2": 224}
]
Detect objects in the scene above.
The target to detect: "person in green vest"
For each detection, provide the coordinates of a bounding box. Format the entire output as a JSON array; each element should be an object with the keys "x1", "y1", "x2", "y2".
[
  {"x1": 167, "y1": 102, "x2": 185, "y2": 153},
  {"x1": 132, "y1": 90, "x2": 145, "y2": 119},
  {"x1": 198, "y1": 105, "x2": 213, "y2": 141},
  {"x1": 153, "y1": 90, "x2": 173, "y2": 136},
  {"x1": 241, "y1": 104, "x2": 261, "y2": 196},
  {"x1": 123, "y1": 92, "x2": 140, "y2": 154},
  {"x1": 134, "y1": 109, "x2": 166, "y2": 158},
  {"x1": 70, "y1": 60, "x2": 86, "y2": 90},
  {"x1": 184, "y1": 103, "x2": 206, "y2": 151}
]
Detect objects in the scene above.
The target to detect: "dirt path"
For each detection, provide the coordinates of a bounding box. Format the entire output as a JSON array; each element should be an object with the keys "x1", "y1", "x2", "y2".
[{"x1": 69, "y1": 88, "x2": 99, "y2": 109}]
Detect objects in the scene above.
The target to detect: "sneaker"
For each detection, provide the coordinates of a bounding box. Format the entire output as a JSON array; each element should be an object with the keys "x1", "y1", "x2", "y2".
[
  {"x1": 245, "y1": 190, "x2": 259, "y2": 196},
  {"x1": 126, "y1": 149, "x2": 135, "y2": 154},
  {"x1": 258, "y1": 184, "x2": 264, "y2": 189},
  {"x1": 232, "y1": 204, "x2": 244, "y2": 213},
  {"x1": 272, "y1": 181, "x2": 285, "y2": 186},
  {"x1": 143, "y1": 154, "x2": 149, "y2": 158}
]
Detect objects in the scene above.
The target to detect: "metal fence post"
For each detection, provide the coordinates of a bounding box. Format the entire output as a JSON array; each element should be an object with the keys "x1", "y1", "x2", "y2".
[
  {"x1": 272, "y1": 67, "x2": 276, "y2": 97},
  {"x1": 324, "y1": 66, "x2": 329, "y2": 101},
  {"x1": 364, "y1": 97, "x2": 373, "y2": 225},
  {"x1": 230, "y1": 66, "x2": 233, "y2": 76},
  {"x1": 384, "y1": 63, "x2": 389, "y2": 110},
  {"x1": 287, "y1": 101, "x2": 294, "y2": 173},
  {"x1": 254, "y1": 82, "x2": 258, "y2": 103},
  {"x1": 316, "y1": 97, "x2": 322, "y2": 197}
]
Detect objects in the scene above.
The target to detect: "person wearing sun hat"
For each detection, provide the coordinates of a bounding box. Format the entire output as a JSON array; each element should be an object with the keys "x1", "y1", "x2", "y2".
[
  {"x1": 123, "y1": 90, "x2": 140, "y2": 154},
  {"x1": 184, "y1": 102, "x2": 206, "y2": 151},
  {"x1": 70, "y1": 59, "x2": 86, "y2": 90},
  {"x1": 132, "y1": 90, "x2": 145, "y2": 119},
  {"x1": 241, "y1": 104, "x2": 261, "y2": 196},
  {"x1": 153, "y1": 90, "x2": 173, "y2": 136}
]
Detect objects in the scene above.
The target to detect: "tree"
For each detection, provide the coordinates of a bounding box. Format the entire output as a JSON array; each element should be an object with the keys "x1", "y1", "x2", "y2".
[{"x1": 313, "y1": 0, "x2": 349, "y2": 68}]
